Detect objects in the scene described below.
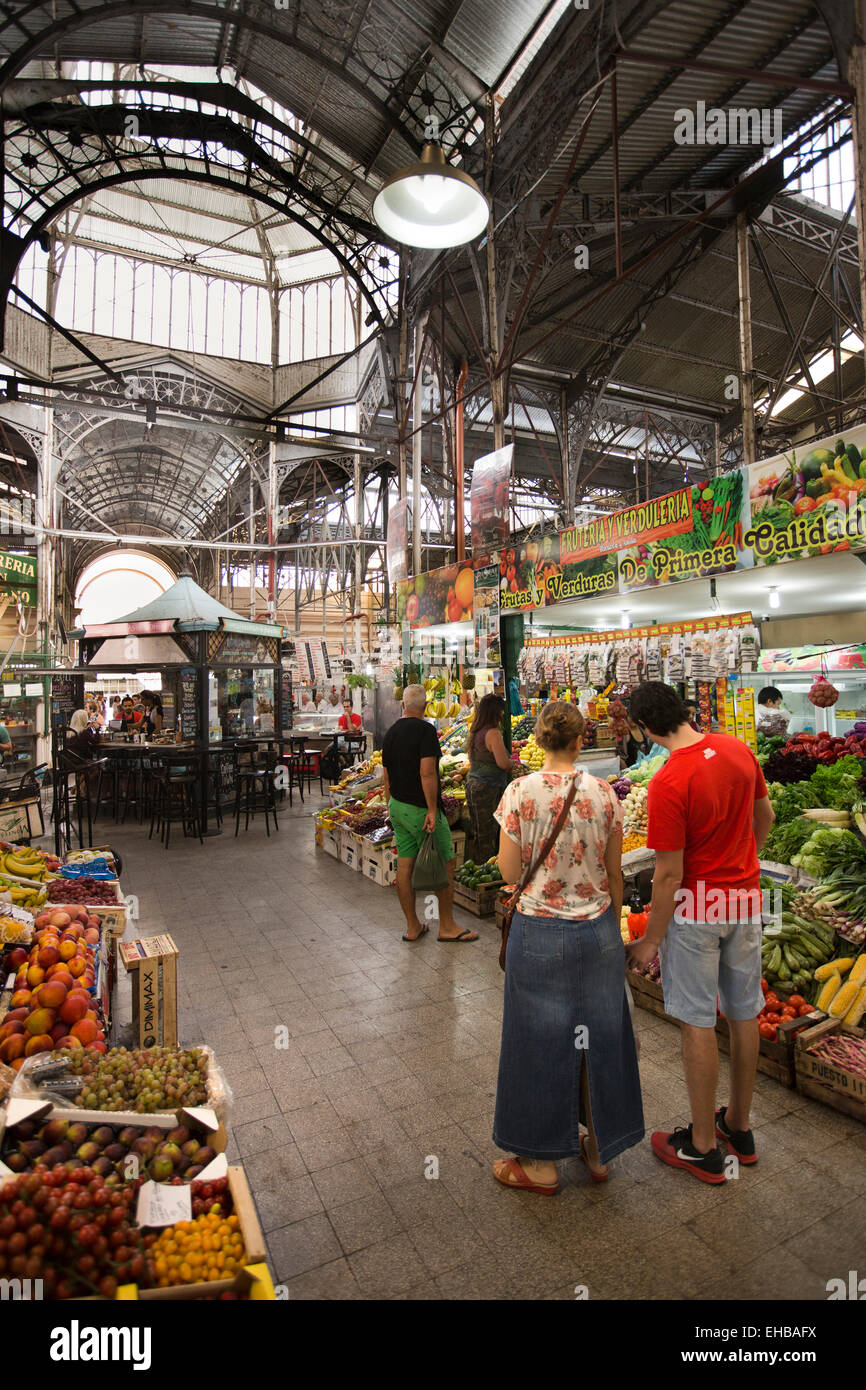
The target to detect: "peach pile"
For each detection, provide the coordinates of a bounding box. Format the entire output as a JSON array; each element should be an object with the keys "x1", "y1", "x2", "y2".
[{"x1": 0, "y1": 908, "x2": 104, "y2": 1069}]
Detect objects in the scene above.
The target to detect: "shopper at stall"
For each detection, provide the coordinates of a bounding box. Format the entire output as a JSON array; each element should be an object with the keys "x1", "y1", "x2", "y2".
[
  {"x1": 626, "y1": 681, "x2": 775, "y2": 1184},
  {"x1": 617, "y1": 710, "x2": 652, "y2": 769},
  {"x1": 465, "y1": 693, "x2": 512, "y2": 862},
  {"x1": 683, "y1": 699, "x2": 700, "y2": 732},
  {"x1": 756, "y1": 686, "x2": 791, "y2": 736},
  {"x1": 0, "y1": 718, "x2": 13, "y2": 765},
  {"x1": 141, "y1": 691, "x2": 163, "y2": 737},
  {"x1": 108, "y1": 695, "x2": 122, "y2": 725},
  {"x1": 298, "y1": 690, "x2": 315, "y2": 715},
  {"x1": 381, "y1": 684, "x2": 478, "y2": 946},
  {"x1": 491, "y1": 701, "x2": 642, "y2": 1195},
  {"x1": 317, "y1": 692, "x2": 334, "y2": 714}
]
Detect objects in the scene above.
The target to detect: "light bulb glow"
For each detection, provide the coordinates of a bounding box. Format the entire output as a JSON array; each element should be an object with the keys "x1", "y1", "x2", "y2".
[
  {"x1": 372, "y1": 144, "x2": 489, "y2": 248},
  {"x1": 768, "y1": 587, "x2": 781, "y2": 609},
  {"x1": 408, "y1": 174, "x2": 458, "y2": 215}
]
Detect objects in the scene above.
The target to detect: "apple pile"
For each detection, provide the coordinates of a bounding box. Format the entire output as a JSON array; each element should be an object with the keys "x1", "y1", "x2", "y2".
[
  {"x1": 0, "y1": 908, "x2": 104, "y2": 1070},
  {"x1": 3, "y1": 1117, "x2": 218, "y2": 1182}
]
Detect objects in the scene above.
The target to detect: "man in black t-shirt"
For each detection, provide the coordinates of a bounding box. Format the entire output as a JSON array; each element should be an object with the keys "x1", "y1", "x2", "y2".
[{"x1": 381, "y1": 685, "x2": 478, "y2": 946}]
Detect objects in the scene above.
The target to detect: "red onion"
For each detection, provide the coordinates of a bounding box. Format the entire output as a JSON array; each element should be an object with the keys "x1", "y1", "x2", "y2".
[{"x1": 808, "y1": 677, "x2": 839, "y2": 708}]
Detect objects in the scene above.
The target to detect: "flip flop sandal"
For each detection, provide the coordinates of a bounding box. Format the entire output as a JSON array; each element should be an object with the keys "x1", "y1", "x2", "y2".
[
  {"x1": 493, "y1": 1156, "x2": 558, "y2": 1196},
  {"x1": 437, "y1": 929, "x2": 479, "y2": 943},
  {"x1": 402, "y1": 925, "x2": 429, "y2": 942},
  {"x1": 579, "y1": 1135, "x2": 609, "y2": 1183}
]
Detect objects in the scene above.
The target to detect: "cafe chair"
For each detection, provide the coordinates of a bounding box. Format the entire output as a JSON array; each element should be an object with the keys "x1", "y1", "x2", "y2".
[
  {"x1": 149, "y1": 753, "x2": 203, "y2": 848},
  {"x1": 276, "y1": 745, "x2": 305, "y2": 807},
  {"x1": 233, "y1": 741, "x2": 279, "y2": 836}
]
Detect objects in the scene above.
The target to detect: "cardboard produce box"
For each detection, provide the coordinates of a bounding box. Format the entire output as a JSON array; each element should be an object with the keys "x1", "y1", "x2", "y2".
[
  {"x1": 120, "y1": 935, "x2": 178, "y2": 1048},
  {"x1": 137, "y1": 1166, "x2": 268, "y2": 1300},
  {"x1": 0, "y1": 1096, "x2": 227, "y2": 1180}
]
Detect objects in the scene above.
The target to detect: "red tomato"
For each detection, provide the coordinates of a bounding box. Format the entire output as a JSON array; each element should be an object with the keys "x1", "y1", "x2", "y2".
[
  {"x1": 764, "y1": 993, "x2": 782, "y2": 1011},
  {"x1": 764, "y1": 1011, "x2": 782, "y2": 1025},
  {"x1": 760, "y1": 978, "x2": 769, "y2": 995},
  {"x1": 758, "y1": 1022, "x2": 777, "y2": 1041},
  {"x1": 781, "y1": 1008, "x2": 798, "y2": 1021},
  {"x1": 798, "y1": 1003, "x2": 815, "y2": 1016},
  {"x1": 786, "y1": 995, "x2": 807, "y2": 1010}
]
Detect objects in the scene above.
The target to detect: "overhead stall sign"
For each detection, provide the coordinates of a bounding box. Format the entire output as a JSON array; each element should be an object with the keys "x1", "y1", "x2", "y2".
[{"x1": 559, "y1": 488, "x2": 694, "y2": 562}]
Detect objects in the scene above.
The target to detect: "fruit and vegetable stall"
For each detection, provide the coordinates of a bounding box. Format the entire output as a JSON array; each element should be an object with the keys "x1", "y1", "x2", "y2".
[{"x1": 0, "y1": 841, "x2": 277, "y2": 1300}]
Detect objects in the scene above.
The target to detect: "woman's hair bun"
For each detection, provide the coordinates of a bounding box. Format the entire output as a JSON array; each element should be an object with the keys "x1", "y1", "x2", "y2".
[{"x1": 534, "y1": 700, "x2": 585, "y2": 752}]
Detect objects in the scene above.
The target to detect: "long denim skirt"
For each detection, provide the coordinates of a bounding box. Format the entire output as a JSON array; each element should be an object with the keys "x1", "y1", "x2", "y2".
[{"x1": 493, "y1": 907, "x2": 645, "y2": 1164}]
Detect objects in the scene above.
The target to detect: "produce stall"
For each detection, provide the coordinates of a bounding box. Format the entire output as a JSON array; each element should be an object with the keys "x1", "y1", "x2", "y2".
[{"x1": 0, "y1": 839, "x2": 278, "y2": 1299}]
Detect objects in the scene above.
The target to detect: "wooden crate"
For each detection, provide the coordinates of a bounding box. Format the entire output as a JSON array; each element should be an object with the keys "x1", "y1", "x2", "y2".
[
  {"x1": 119, "y1": 935, "x2": 178, "y2": 1048},
  {"x1": 625, "y1": 968, "x2": 671, "y2": 1020},
  {"x1": 453, "y1": 880, "x2": 501, "y2": 917},
  {"x1": 795, "y1": 1017, "x2": 866, "y2": 1123},
  {"x1": 494, "y1": 885, "x2": 515, "y2": 933},
  {"x1": 715, "y1": 1013, "x2": 809, "y2": 1088}
]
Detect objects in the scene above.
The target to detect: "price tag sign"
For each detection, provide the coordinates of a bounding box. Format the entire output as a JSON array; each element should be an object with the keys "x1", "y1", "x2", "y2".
[
  {"x1": 4, "y1": 684, "x2": 21, "y2": 696},
  {"x1": 24, "y1": 684, "x2": 41, "y2": 697},
  {"x1": 136, "y1": 1179, "x2": 192, "y2": 1228}
]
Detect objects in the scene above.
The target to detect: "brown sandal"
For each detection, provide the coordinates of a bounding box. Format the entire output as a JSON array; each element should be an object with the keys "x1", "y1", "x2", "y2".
[{"x1": 492, "y1": 1156, "x2": 559, "y2": 1196}]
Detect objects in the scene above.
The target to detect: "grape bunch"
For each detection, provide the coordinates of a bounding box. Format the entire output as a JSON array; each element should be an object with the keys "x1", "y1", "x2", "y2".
[
  {"x1": 65, "y1": 1045, "x2": 209, "y2": 1112},
  {"x1": 48, "y1": 877, "x2": 119, "y2": 905},
  {"x1": 0, "y1": 1164, "x2": 156, "y2": 1299}
]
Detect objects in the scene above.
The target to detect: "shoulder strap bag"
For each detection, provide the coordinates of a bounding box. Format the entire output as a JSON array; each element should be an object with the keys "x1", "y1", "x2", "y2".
[{"x1": 498, "y1": 777, "x2": 580, "y2": 971}]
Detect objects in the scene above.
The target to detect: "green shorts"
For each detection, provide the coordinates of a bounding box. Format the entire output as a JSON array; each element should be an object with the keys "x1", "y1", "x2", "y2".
[{"x1": 389, "y1": 797, "x2": 455, "y2": 863}]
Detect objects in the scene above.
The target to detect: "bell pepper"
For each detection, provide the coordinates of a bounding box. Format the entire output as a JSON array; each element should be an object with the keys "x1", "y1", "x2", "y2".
[
  {"x1": 837, "y1": 452, "x2": 858, "y2": 482},
  {"x1": 806, "y1": 478, "x2": 831, "y2": 500},
  {"x1": 821, "y1": 460, "x2": 857, "y2": 490}
]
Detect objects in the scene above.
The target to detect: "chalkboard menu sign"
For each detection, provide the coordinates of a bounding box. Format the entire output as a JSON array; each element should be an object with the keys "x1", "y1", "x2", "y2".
[
  {"x1": 281, "y1": 669, "x2": 293, "y2": 732},
  {"x1": 179, "y1": 667, "x2": 198, "y2": 740},
  {"x1": 161, "y1": 690, "x2": 176, "y2": 730},
  {"x1": 51, "y1": 674, "x2": 82, "y2": 730}
]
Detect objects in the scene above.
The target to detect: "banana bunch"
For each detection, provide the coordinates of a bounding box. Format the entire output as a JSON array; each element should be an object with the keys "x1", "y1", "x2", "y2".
[
  {"x1": 425, "y1": 699, "x2": 449, "y2": 719},
  {"x1": 0, "y1": 874, "x2": 48, "y2": 908},
  {"x1": 0, "y1": 847, "x2": 54, "y2": 882}
]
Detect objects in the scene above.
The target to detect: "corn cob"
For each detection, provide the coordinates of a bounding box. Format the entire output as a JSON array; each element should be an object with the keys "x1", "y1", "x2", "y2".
[
  {"x1": 850, "y1": 955, "x2": 866, "y2": 987},
  {"x1": 816, "y1": 973, "x2": 841, "y2": 1013},
  {"x1": 828, "y1": 979, "x2": 861, "y2": 1019},
  {"x1": 815, "y1": 959, "x2": 852, "y2": 981},
  {"x1": 842, "y1": 985, "x2": 866, "y2": 1028}
]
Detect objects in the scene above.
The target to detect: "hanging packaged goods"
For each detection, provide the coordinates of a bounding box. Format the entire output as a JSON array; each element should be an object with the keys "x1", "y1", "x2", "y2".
[{"x1": 516, "y1": 615, "x2": 759, "y2": 690}]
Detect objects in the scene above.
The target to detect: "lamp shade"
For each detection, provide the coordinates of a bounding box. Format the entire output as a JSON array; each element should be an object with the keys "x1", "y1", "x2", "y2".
[{"x1": 372, "y1": 144, "x2": 489, "y2": 248}]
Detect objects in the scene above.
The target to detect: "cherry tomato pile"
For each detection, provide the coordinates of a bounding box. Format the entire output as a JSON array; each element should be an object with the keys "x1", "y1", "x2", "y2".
[
  {"x1": 0, "y1": 1163, "x2": 148, "y2": 1299},
  {"x1": 0, "y1": 1166, "x2": 236, "y2": 1298}
]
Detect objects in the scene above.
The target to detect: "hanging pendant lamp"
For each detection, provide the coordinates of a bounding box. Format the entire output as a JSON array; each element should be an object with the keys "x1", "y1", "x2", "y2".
[{"x1": 372, "y1": 144, "x2": 489, "y2": 249}]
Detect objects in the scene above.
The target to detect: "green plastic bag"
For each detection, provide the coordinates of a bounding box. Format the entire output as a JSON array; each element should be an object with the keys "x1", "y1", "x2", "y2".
[{"x1": 412, "y1": 830, "x2": 449, "y2": 892}]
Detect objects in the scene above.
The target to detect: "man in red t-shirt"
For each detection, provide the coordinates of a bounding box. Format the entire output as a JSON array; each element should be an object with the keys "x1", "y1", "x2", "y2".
[
  {"x1": 337, "y1": 699, "x2": 361, "y2": 733},
  {"x1": 626, "y1": 682, "x2": 775, "y2": 1185}
]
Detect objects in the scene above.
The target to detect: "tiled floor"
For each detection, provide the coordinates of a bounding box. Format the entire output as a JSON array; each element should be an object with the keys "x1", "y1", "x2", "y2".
[{"x1": 98, "y1": 798, "x2": 866, "y2": 1300}]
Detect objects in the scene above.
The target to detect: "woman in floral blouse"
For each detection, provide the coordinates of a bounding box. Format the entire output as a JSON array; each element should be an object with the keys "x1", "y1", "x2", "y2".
[{"x1": 491, "y1": 701, "x2": 644, "y2": 1195}]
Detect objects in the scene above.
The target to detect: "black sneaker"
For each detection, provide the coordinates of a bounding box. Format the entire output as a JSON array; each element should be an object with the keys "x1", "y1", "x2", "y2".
[
  {"x1": 715, "y1": 1106, "x2": 757, "y2": 1165},
  {"x1": 651, "y1": 1125, "x2": 727, "y2": 1184}
]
